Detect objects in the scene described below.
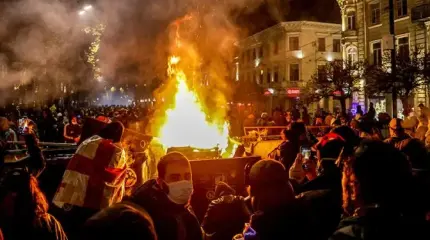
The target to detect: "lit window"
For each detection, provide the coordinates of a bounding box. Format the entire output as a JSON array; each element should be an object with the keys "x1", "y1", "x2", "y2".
[
  {"x1": 318, "y1": 38, "x2": 326, "y2": 52},
  {"x1": 333, "y1": 39, "x2": 341, "y2": 52},
  {"x1": 370, "y1": 3, "x2": 381, "y2": 25},
  {"x1": 290, "y1": 64, "x2": 299, "y2": 81},
  {"x1": 372, "y1": 42, "x2": 382, "y2": 66},
  {"x1": 396, "y1": 0, "x2": 408, "y2": 18},
  {"x1": 289, "y1": 37, "x2": 299, "y2": 51},
  {"x1": 347, "y1": 12, "x2": 356, "y2": 30}
]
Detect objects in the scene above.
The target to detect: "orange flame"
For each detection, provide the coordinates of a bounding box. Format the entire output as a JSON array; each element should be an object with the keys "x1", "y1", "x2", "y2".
[{"x1": 157, "y1": 56, "x2": 230, "y2": 150}]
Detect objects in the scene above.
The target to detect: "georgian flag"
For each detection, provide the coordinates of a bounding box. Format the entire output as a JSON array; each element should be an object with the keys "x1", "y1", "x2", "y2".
[{"x1": 53, "y1": 135, "x2": 127, "y2": 210}]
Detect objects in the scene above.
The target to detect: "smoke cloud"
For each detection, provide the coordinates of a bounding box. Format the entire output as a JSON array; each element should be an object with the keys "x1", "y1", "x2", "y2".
[{"x1": 0, "y1": 0, "x2": 267, "y2": 106}]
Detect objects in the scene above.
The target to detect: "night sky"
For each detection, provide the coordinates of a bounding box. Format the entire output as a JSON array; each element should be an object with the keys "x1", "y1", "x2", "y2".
[{"x1": 236, "y1": 0, "x2": 341, "y2": 35}]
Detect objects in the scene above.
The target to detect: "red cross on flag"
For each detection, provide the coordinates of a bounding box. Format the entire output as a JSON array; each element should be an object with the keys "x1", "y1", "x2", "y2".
[{"x1": 53, "y1": 135, "x2": 128, "y2": 210}]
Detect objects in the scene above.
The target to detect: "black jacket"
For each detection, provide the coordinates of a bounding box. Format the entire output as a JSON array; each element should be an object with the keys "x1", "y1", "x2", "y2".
[
  {"x1": 331, "y1": 207, "x2": 430, "y2": 240},
  {"x1": 1, "y1": 213, "x2": 68, "y2": 240},
  {"x1": 249, "y1": 203, "x2": 310, "y2": 240},
  {"x1": 127, "y1": 179, "x2": 202, "y2": 240},
  {"x1": 202, "y1": 195, "x2": 251, "y2": 240}
]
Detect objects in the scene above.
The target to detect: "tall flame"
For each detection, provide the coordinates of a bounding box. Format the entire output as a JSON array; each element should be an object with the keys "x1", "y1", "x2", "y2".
[{"x1": 157, "y1": 56, "x2": 230, "y2": 150}]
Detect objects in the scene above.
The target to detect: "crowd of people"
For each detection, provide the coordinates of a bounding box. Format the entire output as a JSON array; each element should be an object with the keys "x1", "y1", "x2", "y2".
[{"x1": 0, "y1": 102, "x2": 430, "y2": 240}]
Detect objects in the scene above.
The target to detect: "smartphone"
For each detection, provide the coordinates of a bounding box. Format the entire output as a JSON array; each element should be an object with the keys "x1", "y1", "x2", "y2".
[{"x1": 300, "y1": 146, "x2": 311, "y2": 160}]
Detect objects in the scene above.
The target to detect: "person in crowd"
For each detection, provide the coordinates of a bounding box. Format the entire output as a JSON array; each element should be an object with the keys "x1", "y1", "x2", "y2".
[
  {"x1": 415, "y1": 116, "x2": 428, "y2": 142},
  {"x1": 53, "y1": 122, "x2": 129, "y2": 239},
  {"x1": 56, "y1": 114, "x2": 65, "y2": 143},
  {"x1": 124, "y1": 152, "x2": 202, "y2": 240},
  {"x1": 0, "y1": 117, "x2": 17, "y2": 149},
  {"x1": 285, "y1": 111, "x2": 293, "y2": 129},
  {"x1": 314, "y1": 116, "x2": 324, "y2": 126},
  {"x1": 367, "y1": 102, "x2": 376, "y2": 120},
  {"x1": 38, "y1": 109, "x2": 58, "y2": 142},
  {"x1": 243, "y1": 113, "x2": 256, "y2": 127},
  {"x1": 256, "y1": 113, "x2": 269, "y2": 126},
  {"x1": 301, "y1": 107, "x2": 310, "y2": 125},
  {"x1": 349, "y1": 119, "x2": 360, "y2": 136},
  {"x1": 0, "y1": 168, "x2": 68, "y2": 240},
  {"x1": 82, "y1": 202, "x2": 158, "y2": 240},
  {"x1": 332, "y1": 140, "x2": 430, "y2": 240},
  {"x1": 1, "y1": 133, "x2": 46, "y2": 178},
  {"x1": 63, "y1": 116, "x2": 82, "y2": 143},
  {"x1": 277, "y1": 129, "x2": 299, "y2": 174},
  {"x1": 298, "y1": 135, "x2": 344, "y2": 194},
  {"x1": 384, "y1": 118, "x2": 411, "y2": 148},
  {"x1": 202, "y1": 182, "x2": 251, "y2": 240},
  {"x1": 418, "y1": 103, "x2": 430, "y2": 119},
  {"x1": 356, "y1": 105, "x2": 364, "y2": 116},
  {"x1": 235, "y1": 160, "x2": 309, "y2": 239}
]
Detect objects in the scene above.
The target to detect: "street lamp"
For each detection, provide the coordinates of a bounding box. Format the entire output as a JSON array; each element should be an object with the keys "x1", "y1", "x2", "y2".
[{"x1": 78, "y1": 4, "x2": 93, "y2": 16}]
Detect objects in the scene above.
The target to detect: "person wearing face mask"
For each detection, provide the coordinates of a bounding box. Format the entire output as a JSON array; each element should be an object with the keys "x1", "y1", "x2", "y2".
[{"x1": 125, "y1": 152, "x2": 202, "y2": 240}]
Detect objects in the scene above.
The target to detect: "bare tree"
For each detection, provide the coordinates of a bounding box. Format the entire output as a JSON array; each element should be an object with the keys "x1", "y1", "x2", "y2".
[
  {"x1": 304, "y1": 59, "x2": 362, "y2": 114},
  {"x1": 364, "y1": 50, "x2": 427, "y2": 116}
]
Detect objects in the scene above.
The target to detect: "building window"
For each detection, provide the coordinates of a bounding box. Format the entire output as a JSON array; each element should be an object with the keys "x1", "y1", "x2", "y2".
[
  {"x1": 372, "y1": 42, "x2": 382, "y2": 66},
  {"x1": 252, "y1": 48, "x2": 257, "y2": 60},
  {"x1": 370, "y1": 3, "x2": 381, "y2": 25},
  {"x1": 247, "y1": 49, "x2": 252, "y2": 63},
  {"x1": 396, "y1": 0, "x2": 408, "y2": 18},
  {"x1": 267, "y1": 68, "x2": 271, "y2": 83},
  {"x1": 347, "y1": 47, "x2": 358, "y2": 64},
  {"x1": 347, "y1": 12, "x2": 356, "y2": 30},
  {"x1": 318, "y1": 38, "x2": 326, "y2": 52},
  {"x1": 318, "y1": 65, "x2": 326, "y2": 81},
  {"x1": 274, "y1": 66, "x2": 279, "y2": 82},
  {"x1": 398, "y1": 36, "x2": 409, "y2": 60},
  {"x1": 259, "y1": 70, "x2": 264, "y2": 84},
  {"x1": 333, "y1": 39, "x2": 341, "y2": 52},
  {"x1": 259, "y1": 46, "x2": 264, "y2": 58},
  {"x1": 289, "y1": 37, "x2": 299, "y2": 51},
  {"x1": 290, "y1": 64, "x2": 299, "y2": 81},
  {"x1": 273, "y1": 41, "x2": 279, "y2": 55}
]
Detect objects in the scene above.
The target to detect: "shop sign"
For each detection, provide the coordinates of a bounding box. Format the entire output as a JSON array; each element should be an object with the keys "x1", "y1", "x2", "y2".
[{"x1": 286, "y1": 87, "x2": 300, "y2": 97}]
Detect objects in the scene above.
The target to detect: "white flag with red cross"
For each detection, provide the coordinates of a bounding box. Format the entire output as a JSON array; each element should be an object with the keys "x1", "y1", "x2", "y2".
[{"x1": 53, "y1": 135, "x2": 128, "y2": 210}]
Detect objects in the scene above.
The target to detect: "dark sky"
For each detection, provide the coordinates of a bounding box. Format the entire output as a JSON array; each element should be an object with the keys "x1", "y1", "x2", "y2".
[{"x1": 236, "y1": 0, "x2": 341, "y2": 35}]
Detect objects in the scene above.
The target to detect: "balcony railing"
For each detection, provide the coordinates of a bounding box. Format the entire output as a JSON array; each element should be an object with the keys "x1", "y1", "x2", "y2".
[{"x1": 412, "y1": 4, "x2": 430, "y2": 22}]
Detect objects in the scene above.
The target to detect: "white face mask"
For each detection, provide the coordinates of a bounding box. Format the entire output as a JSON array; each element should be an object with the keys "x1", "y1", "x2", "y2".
[{"x1": 166, "y1": 180, "x2": 193, "y2": 205}]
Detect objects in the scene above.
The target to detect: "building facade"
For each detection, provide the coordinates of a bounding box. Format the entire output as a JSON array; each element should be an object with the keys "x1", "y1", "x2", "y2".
[
  {"x1": 235, "y1": 21, "x2": 342, "y2": 113},
  {"x1": 339, "y1": 0, "x2": 430, "y2": 116}
]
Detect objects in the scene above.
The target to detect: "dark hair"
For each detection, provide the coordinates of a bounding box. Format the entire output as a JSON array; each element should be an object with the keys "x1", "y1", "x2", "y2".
[
  {"x1": 157, "y1": 152, "x2": 189, "y2": 179},
  {"x1": 281, "y1": 129, "x2": 297, "y2": 142},
  {"x1": 248, "y1": 160, "x2": 294, "y2": 211},
  {"x1": 290, "y1": 122, "x2": 306, "y2": 136},
  {"x1": 350, "y1": 140, "x2": 412, "y2": 207},
  {"x1": 319, "y1": 139, "x2": 344, "y2": 159},
  {"x1": 99, "y1": 121, "x2": 124, "y2": 143},
  {"x1": 0, "y1": 169, "x2": 48, "y2": 222},
  {"x1": 398, "y1": 138, "x2": 430, "y2": 170},
  {"x1": 83, "y1": 203, "x2": 158, "y2": 240}
]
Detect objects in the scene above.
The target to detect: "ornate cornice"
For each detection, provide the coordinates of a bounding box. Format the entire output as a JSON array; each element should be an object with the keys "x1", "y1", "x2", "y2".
[{"x1": 236, "y1": 21, "x2": 341, "y2": 48}]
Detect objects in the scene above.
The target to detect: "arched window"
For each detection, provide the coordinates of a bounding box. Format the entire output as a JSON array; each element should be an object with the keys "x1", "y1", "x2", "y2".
[{"x1": 347, "y1": 47, "x2": 358, "y2": 64}]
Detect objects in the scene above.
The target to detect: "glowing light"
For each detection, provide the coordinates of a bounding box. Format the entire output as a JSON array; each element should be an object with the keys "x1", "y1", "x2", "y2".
[
  {"x1": 157, "y1": 56, "x2": 230, "y2": 150},
  {"x1": 78, "y1": 10, "x2": 86, "y2": 15},
  {"x1": 268, "y1": 88, "x2": 275, "y2": 94},
  {"x1": 327, "y1": 55, "x2": 333, "y2": 62},
  {"x1": 84, "y1": 5, "x2": 93, "y2": 11},
  {"x1": 255, "y1": 58, "x2": 261, "y2": 67},
  {"x1": 110, "y1": 87, "x2": 116, "y2": 92},
  {"x1": 296, "y1": 50, "x2": 304, "y2": 59}
]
